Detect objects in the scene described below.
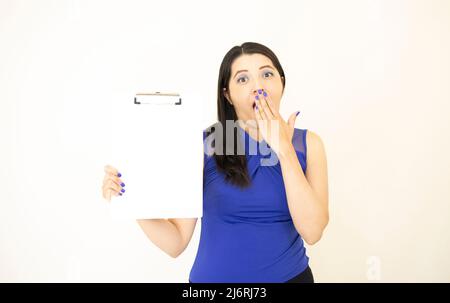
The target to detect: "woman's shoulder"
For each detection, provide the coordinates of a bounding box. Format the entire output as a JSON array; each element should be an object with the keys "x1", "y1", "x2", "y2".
[
  {"x1": 293, "y1": 127, "x2": 323, "y2": 149},
  {"x1": 303, "y1": 129, "x2": 325, "y2": 153},
  {"x1": 292, "y1": 127, "x2": 308, "y2": 154},
  {"x1": 301, "y1": 129, "x2": 326, "y2": 171}
]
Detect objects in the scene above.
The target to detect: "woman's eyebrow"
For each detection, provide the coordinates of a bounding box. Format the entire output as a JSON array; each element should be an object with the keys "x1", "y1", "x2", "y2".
[{"x1": 233, "y1": 65, "x2": 275, "y2": 78}]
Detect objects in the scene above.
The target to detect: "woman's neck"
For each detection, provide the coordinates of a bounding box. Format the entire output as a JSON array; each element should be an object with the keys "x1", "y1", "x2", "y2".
[{"x1": 237, "y1": 119, "x2": 263, "y2": 143}]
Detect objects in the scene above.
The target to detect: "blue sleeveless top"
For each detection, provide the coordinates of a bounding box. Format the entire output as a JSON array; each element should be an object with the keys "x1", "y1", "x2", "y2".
[{"x1": 189, "y1": 123, "x2": 309, "y2": 282}]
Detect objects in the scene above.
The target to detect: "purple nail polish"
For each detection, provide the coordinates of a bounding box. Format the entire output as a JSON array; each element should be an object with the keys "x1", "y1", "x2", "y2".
[
  {"x1": 296, "y1": 111, "x2": 300, "y2": 117},
  {"x1": 117, "y1": 172, "x2": 121, "y2": 177},
  {"x1": 263, "y1": 92, "x2": 267, "y2": 97},
  {"x1": 121, "y1": 189, "x2": 125, "y2": 193},
  {"x1": 255, "y1": 95, "x2": 259, "y2": 100},
  {"x1": 121, "y1": 182, "x2": 125, "y2": 187},
  {"x1": 258, "y1": 89, "x2": 262, "y2": 94}
]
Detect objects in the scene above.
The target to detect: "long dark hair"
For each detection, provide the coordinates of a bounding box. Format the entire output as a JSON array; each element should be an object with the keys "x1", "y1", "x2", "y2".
[{"x1": 205, "y1": 42, "x2": 286, "y2": 188}]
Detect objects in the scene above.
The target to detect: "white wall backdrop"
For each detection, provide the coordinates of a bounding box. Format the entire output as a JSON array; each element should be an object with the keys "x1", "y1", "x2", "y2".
[{"x1": 1, "y1": 0, "x2": 449, "y2": 282}]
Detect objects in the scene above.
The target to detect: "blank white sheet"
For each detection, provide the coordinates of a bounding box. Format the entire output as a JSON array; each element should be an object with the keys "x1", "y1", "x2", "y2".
[{"x1": 108, "y1": 91, "x2": 203, "y2": 220}]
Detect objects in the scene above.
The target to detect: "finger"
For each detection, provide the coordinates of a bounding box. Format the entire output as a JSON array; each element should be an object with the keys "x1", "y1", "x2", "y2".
[
  {"x1": 103, "y1": 173, "x2": 125, "y2": 188},
  {"x1": 261, "y1": 89, "x2": 279, "y2": 118},
  {"x1": 104, "y1": 179, "x2": 125, "y2": 194},
  {"x1": 106, "y1": 187, "x2": 122, "y2": 196},
  {"x1": 102, "y1": 188, "x2": 114, "y2": 202},
  {"x1": 259, "y1": 89, "x2": 274, "y2": 118},
  {"x1": 254, "y1": 101, "x2": 264, "y2": 125},
  {"x1": 257, "y1": 91, "x2": 274, "y2": 120},
  {"x1": 103, "y1": 186, "x2": 122, "y2": 201},
  {"x1": 103, "y1": 186, "x2": 122, "y2": 200},
  {"x1": 288, "y1": 111, "x2": 300, "y2": 129},
  {"x1": 104, "y1": 165, "x2": 121, "y2": 177},
  {"x1": 255, "y1": 95, "x2": 269, "y2": 121},
  {"x1": 254, "y1": 102, "x2": 271, "y2": 137}
]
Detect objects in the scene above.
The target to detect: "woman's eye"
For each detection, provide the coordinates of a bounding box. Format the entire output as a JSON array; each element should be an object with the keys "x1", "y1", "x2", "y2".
[
  {"x1": 237, "y1": 76, "x2": 247, "y2": 84},
  {"x1": 264, "y1": 71, "x2": 274, "y2": 78}
]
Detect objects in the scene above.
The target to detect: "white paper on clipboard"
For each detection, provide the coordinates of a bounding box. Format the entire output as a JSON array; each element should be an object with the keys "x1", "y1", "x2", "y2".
[{"x1": 108, "y1": 91, "x2": 203, "y2": 220}]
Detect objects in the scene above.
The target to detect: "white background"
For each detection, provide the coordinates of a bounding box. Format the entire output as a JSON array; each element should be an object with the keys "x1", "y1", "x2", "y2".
[{"x1": 1, "y1": 0, "x2": 449, "y2": 282}]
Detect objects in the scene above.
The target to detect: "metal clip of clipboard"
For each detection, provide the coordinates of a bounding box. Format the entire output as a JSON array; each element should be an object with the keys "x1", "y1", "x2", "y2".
[{"x1": 134, "y1": 92, "x2": 182, "y2": 105}]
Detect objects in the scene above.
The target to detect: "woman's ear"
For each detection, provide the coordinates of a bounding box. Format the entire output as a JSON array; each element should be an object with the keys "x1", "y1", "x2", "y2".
[{"x1": 223, "y1": 88, "x2": 233, "y2": 106}]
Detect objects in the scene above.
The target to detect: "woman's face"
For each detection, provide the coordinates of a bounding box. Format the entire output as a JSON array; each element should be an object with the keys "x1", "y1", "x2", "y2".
[{"x1": 224, "y1": 53, "x2": 284, "y2": 127}]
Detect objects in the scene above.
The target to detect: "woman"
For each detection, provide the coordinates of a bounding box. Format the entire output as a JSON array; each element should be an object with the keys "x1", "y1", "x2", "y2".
[{"x1": 102, "y1": 42, "x2": 329, "y2": 283}]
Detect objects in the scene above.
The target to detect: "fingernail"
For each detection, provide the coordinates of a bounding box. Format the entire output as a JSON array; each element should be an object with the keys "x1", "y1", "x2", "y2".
[
  {"x1": 117, "y1": 172, "x2": 122, "y2": 177},
  {"x1": 121, "y1": 189, "x2": 125, "y2": 193},
  {"x1": 258, "y1": 89, "x2": 262, "y2": 94},
  {"x1": 263, "y1": 91, "x2": 267, "y2": 97},
  {"x1": 119, "y1": 192, "x2": 122, "y2": 196},
  {"x1": 121, "y1": 182, "x2": 125, "y2": 187},
  {"x1": 296, "y1": 111, "x2": 300, "y2": 117},
  {"x1": 255, "y1": 105, "x2": 258, "y2": 110},
  {"x1": 255, "y1": 95, "x2": 259, "y2": 100}
]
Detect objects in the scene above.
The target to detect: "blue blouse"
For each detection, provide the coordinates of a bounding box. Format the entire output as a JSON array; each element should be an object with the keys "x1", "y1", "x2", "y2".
[{"x1": 189, "y1": 123, "x2": 309, "y2": 282}]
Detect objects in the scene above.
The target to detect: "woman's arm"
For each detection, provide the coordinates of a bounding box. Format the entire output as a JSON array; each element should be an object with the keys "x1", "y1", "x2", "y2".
[
  {"x1": 137, "y1": 218, "x2": 197, "y2": 258},
  {"x1": 277, "y1": 130, "x2": 329, "y2": 245}
]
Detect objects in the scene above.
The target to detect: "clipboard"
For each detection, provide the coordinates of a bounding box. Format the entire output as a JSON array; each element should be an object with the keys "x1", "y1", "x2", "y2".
[{"x1": 108, "y1": 91, "x2": 203, "y2": 220}]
